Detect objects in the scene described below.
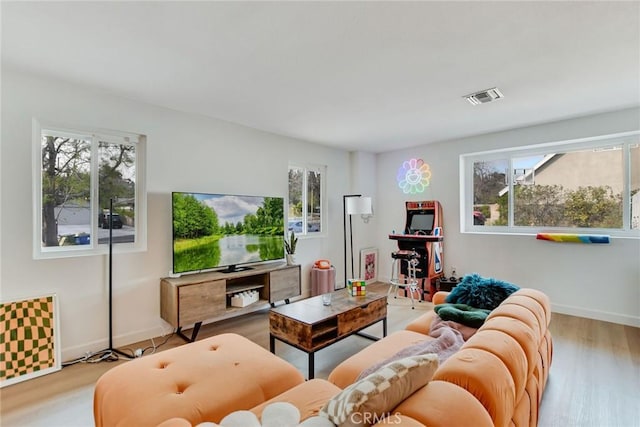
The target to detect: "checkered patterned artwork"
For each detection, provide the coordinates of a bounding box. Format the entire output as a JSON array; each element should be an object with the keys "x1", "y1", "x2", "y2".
[{"x1": 0, "y1": 295, "x2": 60, "y2": 387}]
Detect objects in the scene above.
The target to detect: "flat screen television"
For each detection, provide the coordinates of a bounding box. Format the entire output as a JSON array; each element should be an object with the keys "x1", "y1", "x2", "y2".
[{"x1": 172, "y1": 192, "x2": 285, "y2": 274}]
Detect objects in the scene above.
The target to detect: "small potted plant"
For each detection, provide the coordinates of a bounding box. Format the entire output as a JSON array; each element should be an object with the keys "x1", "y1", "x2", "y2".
[{"x1": 284, "y1": 231, "x2": 298, "y2": 265}]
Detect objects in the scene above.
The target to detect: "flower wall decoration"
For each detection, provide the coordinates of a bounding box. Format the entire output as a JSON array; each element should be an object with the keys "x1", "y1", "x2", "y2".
[{"x1": 397, "y1": 158, "x2": 431, "y2": 194}]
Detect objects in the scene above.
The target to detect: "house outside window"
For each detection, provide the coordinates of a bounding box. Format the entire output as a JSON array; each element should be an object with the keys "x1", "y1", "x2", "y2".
[
  {"x1": 33, "y1": 121, "x2": 146, "y2": 258},
  {"x1": 461, "y1": 131, "x2": 640, "y2": 237},
  {"x1": 288, "y1": 164, "x2": 325, "y2": 236}
]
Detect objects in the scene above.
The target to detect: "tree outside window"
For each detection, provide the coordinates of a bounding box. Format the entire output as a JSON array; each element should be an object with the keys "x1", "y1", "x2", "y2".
[
  {"x1": 97, "y1": 141, "x2": 136, "y2": 243},
  {"x1": 36, "y1": 125, "x2": 145, "y2": 257},
  {"x1": 288, "y1": 164, "x2": 324, "y2": 235},
  {"x1": 465, "y1": 132, "x2": 639, "y2": 236},
  {"x1": 41, "y1": 134, "x2": 91, "y2": 246}
]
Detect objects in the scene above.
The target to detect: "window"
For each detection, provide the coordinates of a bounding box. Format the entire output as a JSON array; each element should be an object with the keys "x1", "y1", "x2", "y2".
[
  {"x1": 288, "y1": 164, "x2": 325, "y2": 235},
  {"x1": 33, "y1": 121, "x2": 146, "y2": 258},
  {"x1": 461, "y1": 131, "x2": 640, "y2": 237}
]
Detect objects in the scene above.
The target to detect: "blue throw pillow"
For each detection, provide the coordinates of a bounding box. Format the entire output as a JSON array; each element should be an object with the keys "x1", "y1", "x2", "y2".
[{"x1": 445, "y1": 273, "x2": 520, "y2": 310}]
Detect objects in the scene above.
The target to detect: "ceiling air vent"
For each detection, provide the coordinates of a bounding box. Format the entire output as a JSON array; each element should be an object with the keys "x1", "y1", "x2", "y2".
[{"x1": 464, "y1": 87, "x2": 504, "y2": 105}]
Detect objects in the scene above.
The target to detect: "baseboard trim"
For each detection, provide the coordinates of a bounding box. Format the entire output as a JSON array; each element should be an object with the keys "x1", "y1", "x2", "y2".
[
  {"x1": 552, "y1": 303, "x2": 640, "y2": 327},
  {"x1": 61, "y1": 300, "x2": 637, "y2": 360},
  {"x1": 61, "y1": 326, "x2": 170, "y2": 362}
]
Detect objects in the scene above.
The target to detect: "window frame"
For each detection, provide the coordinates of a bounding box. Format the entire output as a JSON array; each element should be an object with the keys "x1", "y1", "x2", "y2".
[
  {"x1": 32, "y1": 119, "x2": 147, "y2": 259},
  {"x1": 460, "y1": 130, "x2": 640, "y2": 238},
  {"x1": 287, "y1": 163, "x2": 326, "y2": 237}
]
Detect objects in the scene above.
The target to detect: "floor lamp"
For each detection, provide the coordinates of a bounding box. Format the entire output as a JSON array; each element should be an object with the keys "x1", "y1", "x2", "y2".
[
  {"x1": 102, "y1": 198, "x2": 130, "y2": 360},
  {"x1": 343, "y1": 195, "x2": 373, "y2": 287}
]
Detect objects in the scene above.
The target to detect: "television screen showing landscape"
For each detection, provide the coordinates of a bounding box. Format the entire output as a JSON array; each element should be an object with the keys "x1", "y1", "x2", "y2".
[{"x1": 172, "y1": 192, "x2": 285, "y2": 274}]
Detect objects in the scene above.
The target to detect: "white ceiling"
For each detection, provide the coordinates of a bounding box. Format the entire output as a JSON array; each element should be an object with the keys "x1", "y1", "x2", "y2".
[{"x1": 2, "y1": 1, "x2": 639, "y2": 153}]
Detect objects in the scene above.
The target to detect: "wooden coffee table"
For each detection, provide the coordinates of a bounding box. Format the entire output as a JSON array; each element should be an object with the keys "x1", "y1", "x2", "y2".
[{"x1": 269, "y1": 291, "x2": 387, "y2": 379}]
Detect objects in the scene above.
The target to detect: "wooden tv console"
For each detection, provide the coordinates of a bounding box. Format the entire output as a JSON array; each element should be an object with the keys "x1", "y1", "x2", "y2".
[{"x1": 161, "y1": 262, "x2": 301, "y2": 342}]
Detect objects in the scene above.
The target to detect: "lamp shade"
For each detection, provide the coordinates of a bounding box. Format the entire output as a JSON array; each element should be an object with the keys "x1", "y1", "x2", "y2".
[{"x1": 346, "y1": 196, "x2": 373, "y2": 215}]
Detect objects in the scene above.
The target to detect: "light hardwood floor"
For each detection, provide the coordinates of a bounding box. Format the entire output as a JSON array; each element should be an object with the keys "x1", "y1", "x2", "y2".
[{"x1": 1, "y1": 285, "x2": 639, "y2": 427}]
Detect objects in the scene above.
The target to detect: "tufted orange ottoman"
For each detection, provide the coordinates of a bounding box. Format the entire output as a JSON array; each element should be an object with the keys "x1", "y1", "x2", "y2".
[{"x1": 93, "y1": 333, "x2": 305, "y2": 427}]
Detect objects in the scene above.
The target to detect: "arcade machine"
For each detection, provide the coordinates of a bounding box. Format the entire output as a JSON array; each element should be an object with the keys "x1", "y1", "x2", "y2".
[{"x1": 388, "y1": 200, "x2": 444, "y2": 302}]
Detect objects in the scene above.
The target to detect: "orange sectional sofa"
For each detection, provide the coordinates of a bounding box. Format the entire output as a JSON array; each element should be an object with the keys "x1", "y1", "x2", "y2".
[
  {"x1": 94, "y1": 288, "x2": 552, "y2": 426},
  {"x1": 329, "y1": 288, "x2": 553, "y2": 426}
]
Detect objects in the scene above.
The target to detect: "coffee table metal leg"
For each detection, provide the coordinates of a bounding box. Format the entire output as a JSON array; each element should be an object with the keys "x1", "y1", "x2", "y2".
[
  {"x1": 308, "y1": 352, "x2": 315, "y2": 379},
  {"x1": 355, "y1": 317, "x2": 387, "y2": 341},
  {"x1": 269, "y1": 334, "x2": 275, "y2": 353}
]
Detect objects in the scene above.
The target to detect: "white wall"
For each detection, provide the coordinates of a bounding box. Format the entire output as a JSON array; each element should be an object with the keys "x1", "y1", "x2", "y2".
[
  {"x1": 373, "y1": 108, "x2": 640, "y2": 327},
  {"x1": 0, "y1": 70, "x2": 350, "y2": 360},
  {"x1": 2, "y1": 69, "x2": 638, "y2": 365}
]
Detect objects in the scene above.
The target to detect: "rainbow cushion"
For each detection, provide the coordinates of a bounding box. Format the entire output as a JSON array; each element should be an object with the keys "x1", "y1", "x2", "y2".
[{"x1": 535, "y1": 233, "x2": 610, "y2": 244}]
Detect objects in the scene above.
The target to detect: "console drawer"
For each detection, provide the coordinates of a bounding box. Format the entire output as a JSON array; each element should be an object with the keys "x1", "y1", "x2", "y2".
[{"x1": 179, "y1": 280, "x2": 226, "y2": 325}]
